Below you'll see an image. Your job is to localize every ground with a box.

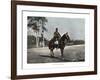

[27,44,85,63]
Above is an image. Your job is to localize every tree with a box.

[27,16,48,47]
[36,17,48,47]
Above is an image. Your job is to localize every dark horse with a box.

[48,32,70,58]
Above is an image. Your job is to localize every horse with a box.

[48,32,70,59]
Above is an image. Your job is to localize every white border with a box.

[17,5,94,75]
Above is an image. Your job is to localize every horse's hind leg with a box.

[50,49,54,57]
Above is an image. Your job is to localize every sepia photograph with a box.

[27,16,85,63]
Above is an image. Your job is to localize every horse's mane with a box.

[60,33,70,42]
[60,34,66,40]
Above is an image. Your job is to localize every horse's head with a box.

[64,32,70,41]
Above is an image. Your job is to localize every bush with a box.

[66,40,85,46]
[72,40,85,45]
[27,35,36,48]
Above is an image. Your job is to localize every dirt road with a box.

[27,45,85,63]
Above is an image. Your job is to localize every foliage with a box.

[66,40,85,46]
[27,16,48,32]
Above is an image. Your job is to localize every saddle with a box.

[50,37,60,48]
[54,40,59,48]
[54,40,59,45]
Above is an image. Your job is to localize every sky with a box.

[44,17,85,40]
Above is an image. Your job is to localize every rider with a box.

[53,28,61,47]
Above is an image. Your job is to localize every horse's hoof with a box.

[50,55,54,58]
[61,57,65,60]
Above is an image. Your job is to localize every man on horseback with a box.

[53,28,61,48]
[48,30,70,58]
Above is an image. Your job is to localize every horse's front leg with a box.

[60,48,65,60]
[60,48,64,57]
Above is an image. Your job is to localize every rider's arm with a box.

[58,32,61,37]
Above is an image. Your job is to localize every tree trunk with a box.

[36,32,39,47]
[42,21,45,47]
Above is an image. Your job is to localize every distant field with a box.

[27,44,85,63]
